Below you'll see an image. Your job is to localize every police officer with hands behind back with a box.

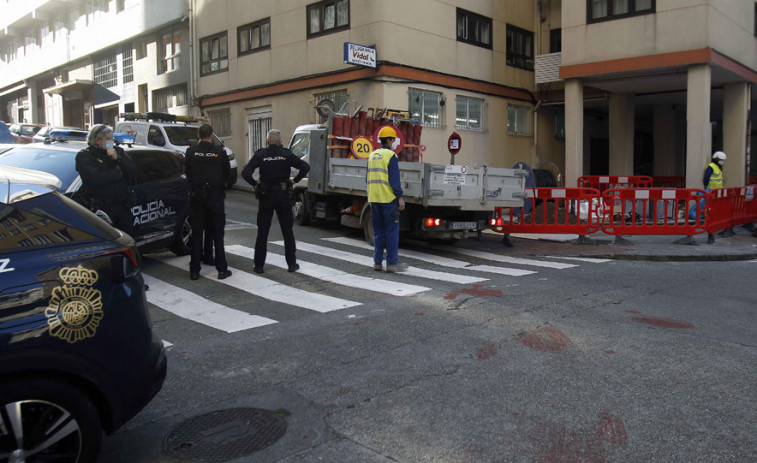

[76,124,137,236]
[185,123,232,281]
[242,129,310,274]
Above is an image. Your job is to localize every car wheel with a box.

[293,191,310,226]
[169,210,192,256]
[362,205,374,246]
[0,377,102,463]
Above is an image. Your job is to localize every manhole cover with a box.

[163,408,287,461]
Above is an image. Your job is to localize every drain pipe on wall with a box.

[188,0,198,116]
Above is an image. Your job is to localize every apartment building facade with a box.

[552,0,757,187]
[0,0,192,129]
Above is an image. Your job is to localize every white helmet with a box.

[712,151,727,162]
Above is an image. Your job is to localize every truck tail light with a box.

[489,218,503,226]
[424,218,442,227]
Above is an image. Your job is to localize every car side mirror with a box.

[152,135,166,147]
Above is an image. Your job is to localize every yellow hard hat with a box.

[378,126,397,139]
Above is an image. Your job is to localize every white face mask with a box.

[391,138,400,151]
[104,141,115,149]
[717,160,724,166]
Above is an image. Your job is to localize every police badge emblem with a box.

[46,265,103,343]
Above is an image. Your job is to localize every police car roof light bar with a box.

[119,112,208,124]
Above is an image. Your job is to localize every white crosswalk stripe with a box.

[544,256,612,263]
[143,274,277,332]
[274,240,489,284]
[322,237,536,276]
[432,245,578,269]
[225,244,430,296]
[156,255,361,312]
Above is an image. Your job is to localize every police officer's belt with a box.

[262,181,291,190]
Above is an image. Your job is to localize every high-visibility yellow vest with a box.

[367,148,397,203]
[706,162,723,189]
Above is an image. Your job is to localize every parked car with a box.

[115,112,238,188]
[33,126,89,143]
[0,140,193,255]
[0,164,167,462]
[8,122,45,143]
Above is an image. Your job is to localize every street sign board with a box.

[448,132,461,155]
[344,43,376,69]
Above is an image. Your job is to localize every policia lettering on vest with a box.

[242,129,310,274]
[185,124,232,281]
[367,126,407,273]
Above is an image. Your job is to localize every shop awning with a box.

[43,79,93,95]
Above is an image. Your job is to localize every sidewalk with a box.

[494,227,757,262]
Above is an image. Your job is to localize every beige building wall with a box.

[195,0,539,170]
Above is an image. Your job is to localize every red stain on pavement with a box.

[625,310,642,314]
[605,350,616,355]
[445,284,503,300]
[517,327,571,351]
[632,316,695,329]
[476,341,499,360]
[415,312,424,316]
[531,413,627,463]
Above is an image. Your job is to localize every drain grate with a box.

[163,408,288,461]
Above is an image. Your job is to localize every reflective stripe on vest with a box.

[707,162,723,189]
[367,148,397,203]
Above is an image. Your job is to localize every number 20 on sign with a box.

[351,137,374,159]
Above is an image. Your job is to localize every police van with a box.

[115,112,238,188]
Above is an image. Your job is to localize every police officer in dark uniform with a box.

[242,129,310,273]
[76,124,137,236]
[185,123,232,281]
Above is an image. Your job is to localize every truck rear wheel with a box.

[293,191,310,226]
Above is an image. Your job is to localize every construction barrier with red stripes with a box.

[577,175,653,194]
[492,185,756,245]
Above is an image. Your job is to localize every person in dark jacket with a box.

[76,124,137,235]
[242,129,310,273]
[185,124,232,280]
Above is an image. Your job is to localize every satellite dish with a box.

[513,161,535,215]
[315,98,335,118]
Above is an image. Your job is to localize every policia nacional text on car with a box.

[242,129,310,273]
[185,123,232,281]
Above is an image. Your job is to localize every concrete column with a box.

[685,64,712,188]
[27,80,40,123]
[722,82,749,186]
[653,105,677,176]
[609,93,634,175]
[564,78,584,187]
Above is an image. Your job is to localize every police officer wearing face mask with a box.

[242,129,310,273]
[185,123,232,281]
[76,124,137,236]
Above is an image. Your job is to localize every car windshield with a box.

[0,147,78,192]
[163,126,199,146]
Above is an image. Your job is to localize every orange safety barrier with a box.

[493,188,602,244]
[601,188,708,244]
[652,176,685,188]
[577,175,653,194]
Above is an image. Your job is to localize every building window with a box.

[135,40,147,60]
[117,0,125,12]
[200,32,228,76]
[86,0,108,24]
[159,30,181,74]
[307,0,349,38]
[122,48,133,83]
[550,28,561,53]
[152,84,188,112]
[208,109,231,137]
[314,89,348,122]
[554,110,565,139]
[40,23,53,48]
[94,54,118,88]
[506,25,534,71]
[409,88,443,128]
[455,96,484,131]
[588,0,655,23]
[507,103,532,136]
[456,8,492,49]
[239,18,270,55]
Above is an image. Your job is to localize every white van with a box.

[115,113,238,187]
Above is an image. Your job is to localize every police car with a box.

[0,165,166,462]
[0,137,193,255]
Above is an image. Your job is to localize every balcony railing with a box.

[535,52,562,84]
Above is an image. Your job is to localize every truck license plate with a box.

[451,221,477,230]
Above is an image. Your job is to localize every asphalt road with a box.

[99,189,757,463]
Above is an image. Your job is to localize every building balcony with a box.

[535,52,562,84]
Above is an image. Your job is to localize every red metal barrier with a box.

[577,175,653,194]
[708,186,757,233]
[494,188,602,241]
[750,176,756,185]
[652,176,685,188]
[601,188,708,243]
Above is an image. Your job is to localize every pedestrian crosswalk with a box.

[144,237,610,338]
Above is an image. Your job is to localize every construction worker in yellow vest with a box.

[703,151,726,190]
[367,126,407,273]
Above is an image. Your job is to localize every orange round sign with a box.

[351,136,374,159]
